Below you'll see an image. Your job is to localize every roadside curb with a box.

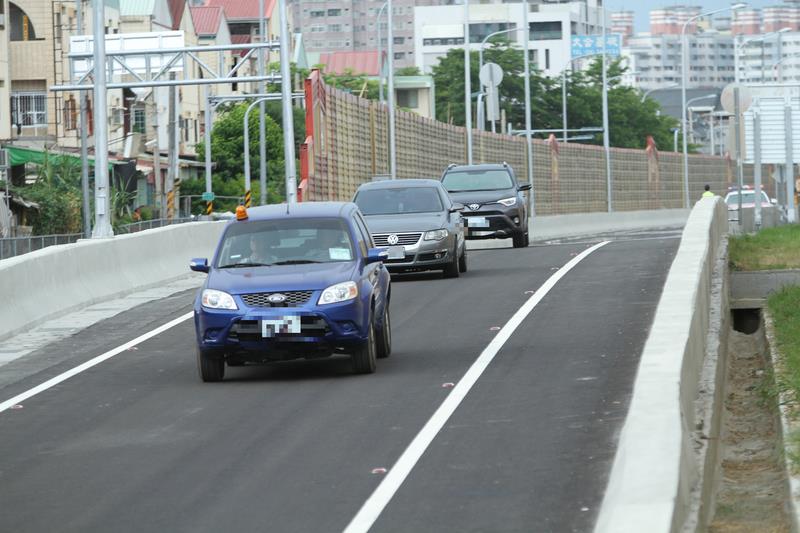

[763,311,800,533]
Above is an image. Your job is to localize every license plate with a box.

[467,217,489,228]
[386,246,406,260]
[261,316,301,337]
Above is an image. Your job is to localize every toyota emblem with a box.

[468,203,480,211]
[387,234,399,245]
[267,293,287,304]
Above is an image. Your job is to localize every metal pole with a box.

[778,32,784,83]
[91,0,112,237]
[258,0,267,205]
[76,0,90,238]
[562,70,567,142]
[278,0,297,203]
[710,112,716,156]
[477,92,485,132]
[243,99,267,207]
[674,129,679,152]
[601,5,612,212]
[152,92,162,218]
[754,109,762,228]
[681,26,690,209]
[522,0,534,220]
[761,42,766,82]
[377,1,387,105]
[387,0,397,179]
[167,74,178,219]
[734,87,743,225]
[785,101,795,222]
[464,0,473,164]
[734,36,741,84]
[204,85,213,215]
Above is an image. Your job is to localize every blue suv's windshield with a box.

[216,218,355,268]
[354,187,443,215]
[442,169,514,192]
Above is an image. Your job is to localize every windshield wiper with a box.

[272,259,322,265]
[219,262,272,269]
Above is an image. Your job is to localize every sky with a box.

[604,0,778,32]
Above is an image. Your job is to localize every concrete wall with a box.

[594,197,729,532]
[0,221,225,341]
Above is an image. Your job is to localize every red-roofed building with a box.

[190,5,232,41]
[317,51,381,76]
[205,0,280,41]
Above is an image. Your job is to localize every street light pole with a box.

[76,0,90,238]
[601,4,612,213]
[387,0,397,179]
[464,0,473,164]
[681,4,746,209]
[522,0,534,219]
[278,0,297,203]
[377,1,388,104]
[258,0,267,205]
[91,0,112,237]
[640,83,679,103]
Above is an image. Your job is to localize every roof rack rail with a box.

[447,163,457,169]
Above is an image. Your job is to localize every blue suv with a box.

[190,202,392,382]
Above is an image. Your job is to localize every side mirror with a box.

[518,183,532,191]
[190,257,210,273]
[366,248,389,264]
[771,198,778,205]
[449,203,465,213]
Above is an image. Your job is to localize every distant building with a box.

[649,5,701,35]
[610,10,634,44]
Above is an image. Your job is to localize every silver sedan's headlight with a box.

[497,197,517,207]
[424,229,448,241]
[201,289,238,310]
[319,281,359,305]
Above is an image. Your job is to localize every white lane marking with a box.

[0,311,193,414]
[343,241,609,533]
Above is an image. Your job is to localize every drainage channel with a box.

[708,309,791,532]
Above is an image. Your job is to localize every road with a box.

[0,236,679,533]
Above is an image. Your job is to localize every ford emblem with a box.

[387,234,399,245]
[468,203,480,211]
[267,293,287,304]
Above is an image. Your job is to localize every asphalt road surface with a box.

[0,236,679,533]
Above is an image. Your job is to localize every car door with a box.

[353,212,388,314]
[441,186,465,254]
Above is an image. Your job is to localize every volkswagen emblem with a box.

[387,234,399,245]
[468,203,481,211]
[267,293,287,304]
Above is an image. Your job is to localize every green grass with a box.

[768,287,800,469]
[729,224,800,271]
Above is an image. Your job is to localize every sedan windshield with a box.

[215,218,355,267]
[355,187,444,215]
[442,169,515,192]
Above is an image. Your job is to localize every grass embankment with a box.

[768,287,800,467]
[729,224,800,271]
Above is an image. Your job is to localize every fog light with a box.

[513,216,520,224]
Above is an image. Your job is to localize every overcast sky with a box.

[604,0,777,32]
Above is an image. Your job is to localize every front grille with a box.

[241,291,313,308]
[372,232,422,247]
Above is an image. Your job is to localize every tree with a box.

[430,43,680,150]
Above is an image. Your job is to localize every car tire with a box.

[443,247,460,278]
[458,246,468,273]
[512,231,527,248]
[197,348,225,382]
[524,232,530,247]
[352,319,377,374]
[376,305,391,359]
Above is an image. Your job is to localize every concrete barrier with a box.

[0,221,226,341]
[594,197,728,533]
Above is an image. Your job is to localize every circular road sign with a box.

[479,62,504,88]
[720,83,752,115]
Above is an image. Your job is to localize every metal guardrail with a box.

[115,217,194,234]
[0,233,83,261]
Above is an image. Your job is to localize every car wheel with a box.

[524,232,530,247]
[352,319,377,374]
[512,232,527,248]
[443,246,460,278]
[458,246,468,273]
[376,305,391,359]
[197,348,225,382]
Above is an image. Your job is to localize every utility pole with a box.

[76,0,90,238]
[91,0,112,237]
[278,0,297,203]
[167,74,177,219]
[463,0,472,164]
[152,92,162,218]
[203,85,213,216]
[258,0,267,205]
[387,0,397,179]
[522,0,534,219]
[601,4,612,213]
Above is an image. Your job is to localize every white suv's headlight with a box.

[424,229,448,241]
[319,281,358,305]
[201,289,238,310]
[497,197,517,207]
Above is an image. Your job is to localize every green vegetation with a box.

[768,287,800,469]
[729,225,800,271]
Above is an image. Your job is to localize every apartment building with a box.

[738,31,800,83]
[414,0,605,78]
[0,0,10,141]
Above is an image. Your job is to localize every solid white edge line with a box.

[342,240,610,533]
[0,311,194,414]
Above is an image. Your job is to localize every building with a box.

[624,31,735,90]
[290,0,448,69]
[649,5,701,35]
[0,0,10,141]
[738,30,800,83]
[610,10,634,44]
[414,0,606,78]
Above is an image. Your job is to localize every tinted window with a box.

[354,187,444,215]
[216,218,355,267]
[442,170,515,192]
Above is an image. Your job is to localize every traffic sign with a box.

[720,83,752,115]
[201,191,215,202]
[479,62,504,88]
[571,35,621,58]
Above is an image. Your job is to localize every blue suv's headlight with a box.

[319,281,358,305]
[202,289,238,310]
[424,229,448,241]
